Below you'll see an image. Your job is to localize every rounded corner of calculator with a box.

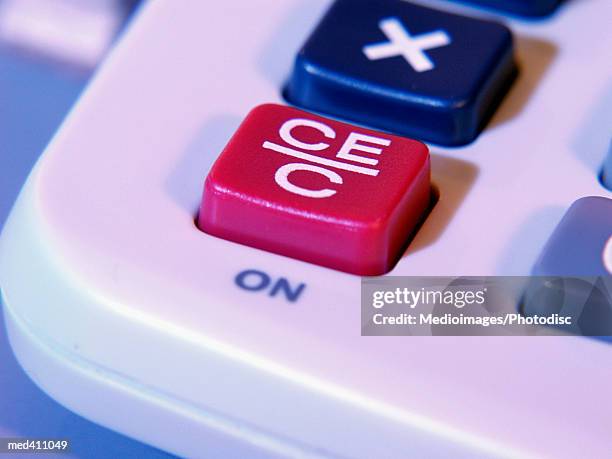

[1,288,199,458]
[2,290,86,422]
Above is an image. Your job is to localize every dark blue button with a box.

[448,0,562,18]
[284,0,517,146]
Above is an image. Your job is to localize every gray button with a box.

[523,197,612,338]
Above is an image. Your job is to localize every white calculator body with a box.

[1,0,612,457]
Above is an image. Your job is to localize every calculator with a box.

[1,0,611,457]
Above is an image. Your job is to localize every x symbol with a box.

[363,18,451,73]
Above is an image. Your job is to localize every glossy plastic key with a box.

[285,0,517,146]
[198,104,430,275]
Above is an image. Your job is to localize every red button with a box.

[198,104,430,275]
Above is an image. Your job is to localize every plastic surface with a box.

[285,0,517,145]
[199,104,430,275]
[1,0,612,457]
